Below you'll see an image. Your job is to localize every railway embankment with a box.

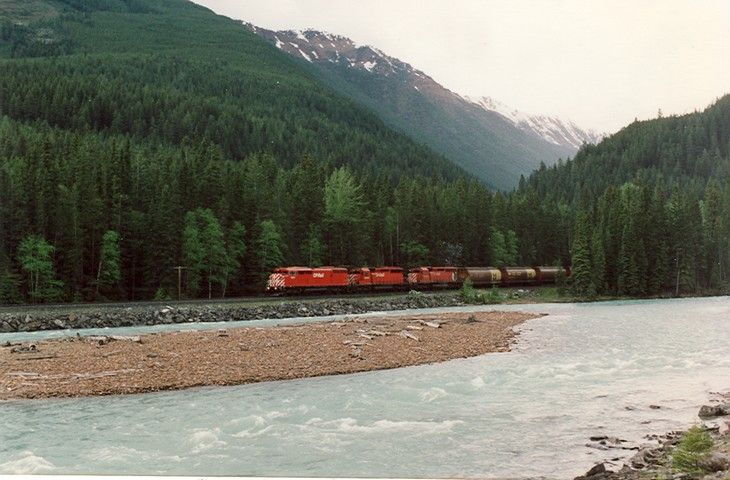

[0,292,470,333]
[0,310,540,400]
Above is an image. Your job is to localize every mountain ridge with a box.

[248,24,603,189]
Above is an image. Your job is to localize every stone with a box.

[584,463,606,477]
[699,404,730,418]
[697,452,730,472]
[398,330,419,341]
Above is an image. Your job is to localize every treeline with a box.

[2,96,728,303]
[0,118,516,303]
[511,96,730,297]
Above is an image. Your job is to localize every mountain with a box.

[0,0,501,303]
[248,25,601,189]
[467,96,605,150]
[0,0,459,180]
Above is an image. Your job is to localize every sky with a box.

[194,0,730,133]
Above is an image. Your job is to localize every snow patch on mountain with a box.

[246,22,605,153]
[467,96,605,149]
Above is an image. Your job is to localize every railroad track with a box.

[0,290,442,314]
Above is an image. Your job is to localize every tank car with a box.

[534,266,570,284]
[499,267,538,285]
[462,267,502,287]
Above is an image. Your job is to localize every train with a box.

[266,265,570,293]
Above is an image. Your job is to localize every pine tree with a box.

[570,210,595,297]
[221,221,246,298]
[256,220,284,284]
[96,230,121,298]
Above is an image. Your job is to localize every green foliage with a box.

[323,167,366,264]
[183,208,227,299]
[17,235,63,302]
[460,278,503,305]
[96,230,121,297]
[0,268,22,304]
[570,210,595,298]
[304,225,324,267]
[491,228,518,267]
[153,286,171,301]
[256,220,284,284]
[221,221,246,298]
[400,241,429,270]
[672,426,714,473]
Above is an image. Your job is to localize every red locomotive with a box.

[267,266,349,292]
[267,264,570,293]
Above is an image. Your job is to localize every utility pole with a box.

[173,266,186,301]
[675,256,680,297]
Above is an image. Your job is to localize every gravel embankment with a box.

[0,293,467,333]
[0,310,539,400]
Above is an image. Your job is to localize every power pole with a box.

[173,266,186,301]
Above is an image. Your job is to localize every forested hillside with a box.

[0,0,501,302]
[506,96,730,296]
[0,0,727,303]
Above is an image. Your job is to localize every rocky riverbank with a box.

[0,310,540,400]
[0,292,466,333]
[575,393,730,480]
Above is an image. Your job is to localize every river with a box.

[1,296,729,478]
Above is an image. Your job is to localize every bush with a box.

[460,279,502,305]
[153,287,171,301]
[672,426,714,473]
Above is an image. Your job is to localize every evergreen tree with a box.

[17,235,63,303]
[221,221,246,298]
[570,210,595,297]
[323,167,366,265]
[256,220,284,284]
[304,225,324,267]
[96,230,121,298]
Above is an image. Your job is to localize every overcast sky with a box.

[195,0,730,133]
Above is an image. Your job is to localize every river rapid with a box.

[1,296,729,478]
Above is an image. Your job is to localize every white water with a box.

[1,296,729,478]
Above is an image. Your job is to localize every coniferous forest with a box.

[0,0,729,303]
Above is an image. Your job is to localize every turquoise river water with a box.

[1,296,729,478]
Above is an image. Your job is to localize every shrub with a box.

[672,426,714,473]
[460,279,502,305]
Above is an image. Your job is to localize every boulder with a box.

[698,403,730,419]
[697,452,730,472]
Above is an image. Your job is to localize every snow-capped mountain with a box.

[247,24,602,189]
[249,25,443,91]
[467,96,605,150]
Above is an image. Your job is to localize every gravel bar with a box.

[0,310,541,400]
